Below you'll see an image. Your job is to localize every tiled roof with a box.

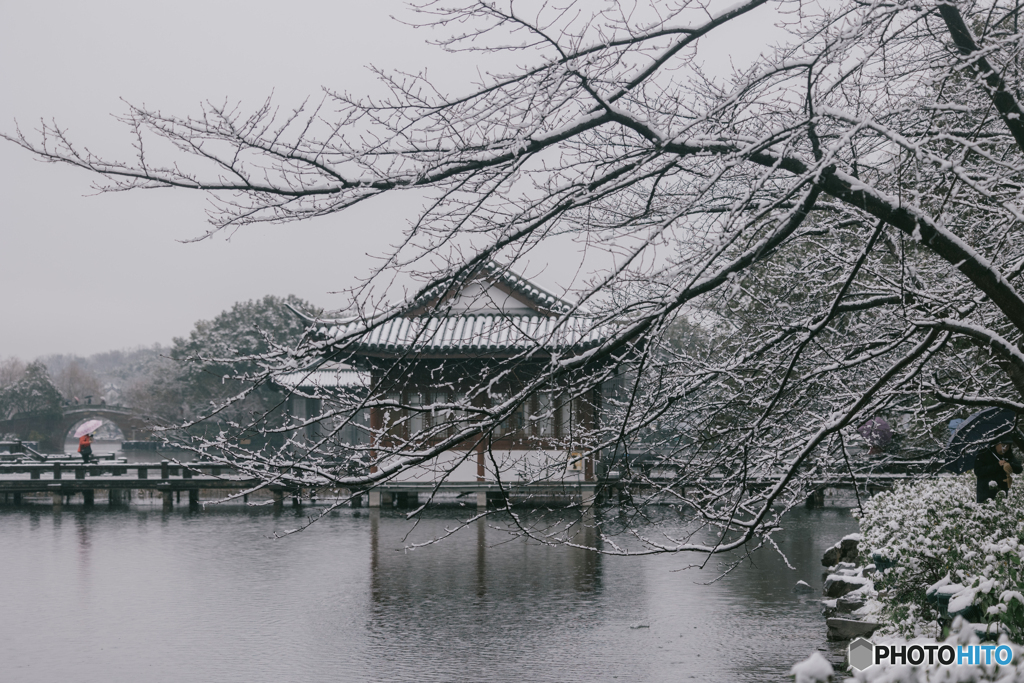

[481,262,575,314]
[407,261,577,316]
[274,366,369,390]
[318,314,610,354]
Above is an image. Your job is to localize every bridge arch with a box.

[64,416,126,443]
[58,407,153,452]
[0,406,155,453]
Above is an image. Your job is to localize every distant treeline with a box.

[0,294,315,426]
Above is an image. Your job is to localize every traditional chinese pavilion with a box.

[303,262,618,506]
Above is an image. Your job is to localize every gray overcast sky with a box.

[0,0,779,360]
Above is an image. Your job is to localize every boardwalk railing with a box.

[0,455,944,512]
[0,460,264,511]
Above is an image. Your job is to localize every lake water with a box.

[0,503,856,682]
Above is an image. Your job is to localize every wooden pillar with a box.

[109,489,123,506]
[52,492,62,510]
[805,489,825,509]
[476,491,487,509]
[368,490,381,508]
[30,469,40,480]
[160,460,169,480]
[83,490,95,507]
[272,489,284,512]
[162,490,173,511]
[381,491,393,507]
[352,493,363,508]
[581,486,596,509]
[13,492,21,505]
[53,462,62,480]
[188,489,199,511]
[138,466,148,479]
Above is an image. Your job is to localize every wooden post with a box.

[109,489,123,506]
[138,466,148,479]
[189,489,199,511]
[83,490,94,507]
[160,460,169,480]
[368,490,380,508]
[352,493,363,508]
[476,491,487,509]
[30,469,40,480]
[381,491,393,507]
[52,492,62,510]
[13,492,21,505]
[53,462,62,480]
[183,467,193,479]
[162,490,173,511]
[581,486,596,509]
[272,489,284,512]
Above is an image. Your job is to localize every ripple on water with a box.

[0,505,856,683]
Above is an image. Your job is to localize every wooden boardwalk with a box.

[0,454,937,511]
[0,460,263,510]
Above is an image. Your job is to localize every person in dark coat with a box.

[975,440,1023,503]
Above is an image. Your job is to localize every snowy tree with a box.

[43,357,103,404]
[9,0,1024,554]
[127,295,315,427]
[0,362,63,420]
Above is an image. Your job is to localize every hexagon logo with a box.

[848,638,874,671]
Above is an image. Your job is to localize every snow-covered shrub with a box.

[844,620,1022,682]
[857,476,1024,639]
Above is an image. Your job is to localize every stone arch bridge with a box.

[0,405,154,453]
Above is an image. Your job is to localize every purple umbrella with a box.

[857,416,893,447]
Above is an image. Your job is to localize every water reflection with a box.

[364,510,617,681]
[0,504,856,683]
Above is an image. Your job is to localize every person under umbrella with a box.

[78,432,93,463]
[74,419,103,464]
[947,407,1024,502]
[974,438,1022,503]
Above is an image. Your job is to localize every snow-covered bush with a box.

[843,621,1022,682]
[858,476,1024,639]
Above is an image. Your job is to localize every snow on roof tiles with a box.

[274,367,369,390]
[406,260,578,316]
[319,314,609,354]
